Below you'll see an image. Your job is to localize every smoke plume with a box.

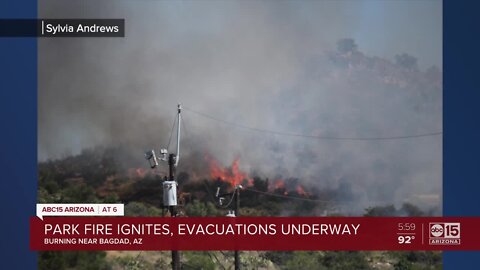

[39,0,442,213]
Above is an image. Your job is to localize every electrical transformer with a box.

[163,180,177,206]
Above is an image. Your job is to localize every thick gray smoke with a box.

[39,1,442,213]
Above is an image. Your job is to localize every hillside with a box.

[38,147,441,270]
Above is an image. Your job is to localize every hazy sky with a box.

[40,0,442,69]
[346,0,441,69]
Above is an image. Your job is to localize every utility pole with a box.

[145,104,182,270]
[217,185,242,270]
[168,153,180,270]
[234,186,240,270]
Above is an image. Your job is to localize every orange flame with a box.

[127,168,149,179]
[296,185,310,197]
[273,179,285,190]
[206,155,252,187]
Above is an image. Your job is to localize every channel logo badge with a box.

[429,222,461,245]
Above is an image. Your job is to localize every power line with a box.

[219,192,236,208]
[244,187,337,203]
[244,187,391,206]
[183,106,442,141]
[203,181,236,209]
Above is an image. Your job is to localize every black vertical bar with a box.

[168,154,175,180]
[168,153,180,270]
[234,187,240,270]
[170,203,180,270]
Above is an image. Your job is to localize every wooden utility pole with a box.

[168,153,180,270]
[234,186,240,270]
[145,104,182,270]
[217,185,242,270]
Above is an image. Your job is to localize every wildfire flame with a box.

[194,155,312,198]
[296,185,310,197]
[269,179,310,198]
[127,168,150,179]
[267,179,287,195]
[206,155,253,187]
[273,179,285,190]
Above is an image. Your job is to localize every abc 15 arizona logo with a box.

[429,223,461,245]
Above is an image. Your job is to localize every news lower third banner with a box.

[30,216,480,251]
[0,19,124,37]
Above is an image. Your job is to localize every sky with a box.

[40,0,442,68]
